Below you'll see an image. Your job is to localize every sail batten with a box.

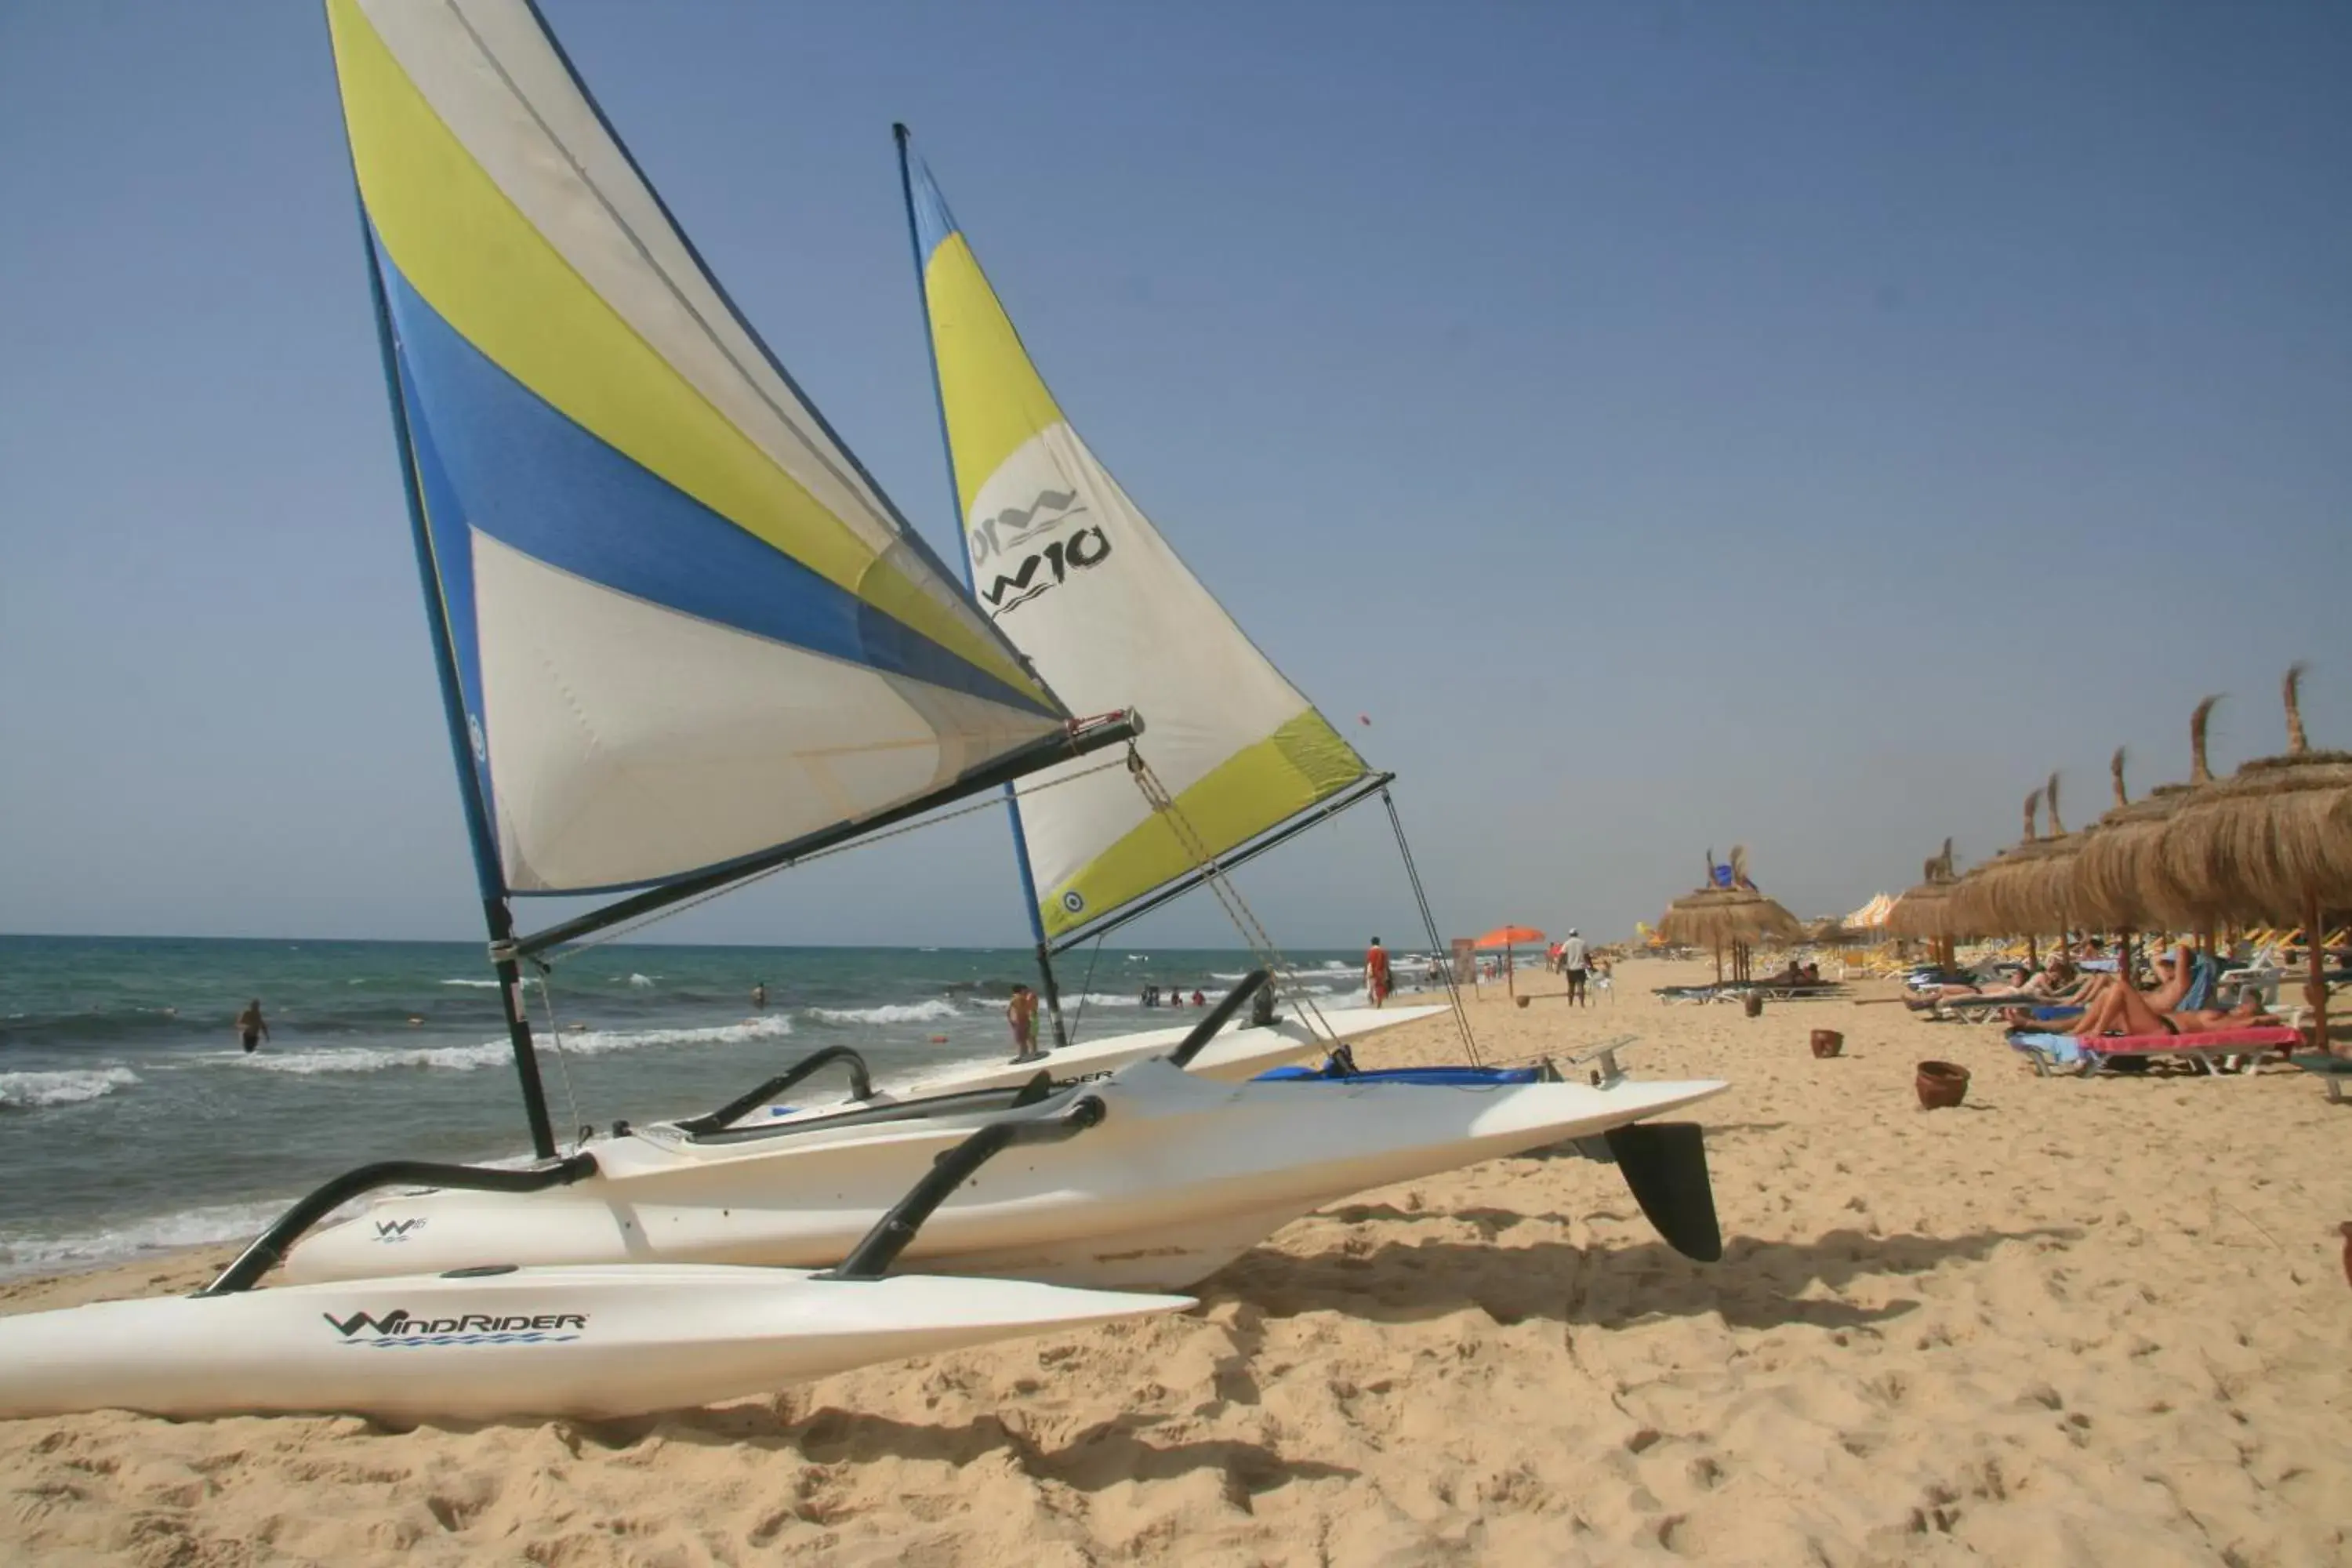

[328,0,1071,897]
[901,135,1373,938]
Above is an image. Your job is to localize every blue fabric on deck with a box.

[2010,1031,2086,1066]
[1254,1065,1542,1086]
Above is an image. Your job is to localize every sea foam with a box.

[807,1000,960,1025]
[0,1196,297,1280]
[0,1067,140,1110]
[235,1014,797,1076]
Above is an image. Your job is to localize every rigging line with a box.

[1066,934,1107,1043]
[1381,786,1480,1065]
[528,958,588,1152]
[539,752,1132,964]
[1123,750,1338,1046]
[1385,787,1477,1065]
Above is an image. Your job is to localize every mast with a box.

[894,122,1071,1044]
[328,3,1135,1155]
[351,202,560,1160]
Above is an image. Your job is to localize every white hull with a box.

[0,1264,1189,1423]
[813,1004,1446,1110]
[286,1060,1726,1291]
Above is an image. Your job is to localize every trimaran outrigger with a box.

[0,0,1729,1423]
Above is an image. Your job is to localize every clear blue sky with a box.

[3,1,2347,949]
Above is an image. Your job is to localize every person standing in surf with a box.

[1007,983,1042,1062]
[751,982,768,1011]
[1365,938,1392,1008]
[234,999,270,1054]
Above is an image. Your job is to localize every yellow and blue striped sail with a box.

[325,1,1066,895]
[902,135,1370,941]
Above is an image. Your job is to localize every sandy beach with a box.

[4,955,2346,1566]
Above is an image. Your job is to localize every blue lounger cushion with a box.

[1255,1065,1542,1086]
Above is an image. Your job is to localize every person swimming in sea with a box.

[235,998,270,1054]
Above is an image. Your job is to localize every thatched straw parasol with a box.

[2155,665,2351,1047]
[1955,775,2092,938]
[1800,916,1864,948]
[2072,698,2219,931]
[1883,841,1960,944]
[1659,846,1802,982]
[2005,753,2130,938]
[1947,786,2049,942]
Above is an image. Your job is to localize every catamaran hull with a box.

[844,1004,1446,1106]
[285,1062,1726,1291]
[0,1265,1191,1423]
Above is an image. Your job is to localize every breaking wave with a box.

[0,1197,299,1280]
[236,1014,797,1076]
[806,1000,960,1025]
[0,1067,140,1110]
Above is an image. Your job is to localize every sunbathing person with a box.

[1910,957,2084,1008]
[2049,945,2198,1008]
[2030,965,2278,1037]
[1990,945,2195,1022]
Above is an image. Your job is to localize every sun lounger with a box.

[2287,1054,2352,1103]
[1750,982,1846,1001]
[1918,993,2052,1022]
[2008,1025,2302,1079]
[1906,965,2009,993]
[1657,980,1844,1005]
[1911,990,2085,1022]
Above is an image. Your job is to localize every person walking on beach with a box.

[1365,938,1392,1008]
[234,998,270,1054]
[1007,983,1042,1062]
[1559,929,1588,1007]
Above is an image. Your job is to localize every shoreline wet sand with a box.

[4,956,2346,1565]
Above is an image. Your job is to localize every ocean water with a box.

[0,935,1374,1279]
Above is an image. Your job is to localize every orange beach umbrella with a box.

[1472,926,1548,996]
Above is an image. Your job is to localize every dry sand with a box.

[4,956,2347,1566]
